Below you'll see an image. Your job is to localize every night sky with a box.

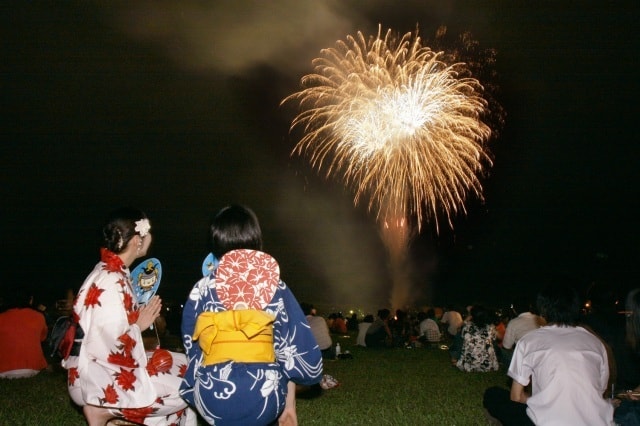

[2,1,639,314]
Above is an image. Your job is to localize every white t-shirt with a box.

[508,325,613,426]
[356,322,372,346]
[502,312,542,350]
[441,310,463,336]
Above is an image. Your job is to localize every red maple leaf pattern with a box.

[127,309,140,325]
[101,384,119,405]
[122,406,156,424]
[123,292,134,311]
[215,250,279,310]
[84,283,105,308]
[116,277,128,288]
[117,333,137,355]
[108,350,138,368]
[68,367,79,386]
[178,363,187,378]
[114,368,137,391]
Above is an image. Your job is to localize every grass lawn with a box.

[0,333,508,425]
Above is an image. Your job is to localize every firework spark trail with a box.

[283,26,493,232]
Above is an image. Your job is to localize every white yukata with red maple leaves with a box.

[63,248,196,426]
[180,249,323,426]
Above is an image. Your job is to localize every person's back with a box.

[300,303,333,356]
[307,315,332,349]
[332,315,347,334]
[419,309,441,343]
[502,311,543,350]
[457,305,499,372]
[441,308,463,336]
[511,325,612,425]
[357,315,373,346]
[0,299,48,378]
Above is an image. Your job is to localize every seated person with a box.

[418,309,442,344]
[456,305,499,372]
[0,289,48,379]
[301,302,334,359]
[181,205,322,425]
[501,298,545,366]
[330,313,348,334]
[365,309,392,348]
[484,281,613,425]
[357,315,374,347]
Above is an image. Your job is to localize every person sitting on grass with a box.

[418,309,442,345]
[180,204,323,425]
[356,314,374,347]
[301,302,334,359]
[456,305,499,372]
[0,289,49,379]
[483,281,613,425]
[365,309,393,348]
[63,207,195,426]
[500,297,545,366]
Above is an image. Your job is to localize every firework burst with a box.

[283,26,493,232]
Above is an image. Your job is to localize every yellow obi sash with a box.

[193,310,276,365]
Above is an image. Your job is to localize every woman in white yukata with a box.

[63,207,196,426]
[180,205,323,426]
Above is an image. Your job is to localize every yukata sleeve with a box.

[273,285,323,386]
[179,281,205,404]
[80,276,147,367]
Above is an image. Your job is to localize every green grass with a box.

[0,334,508,425]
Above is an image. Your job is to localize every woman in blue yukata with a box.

[180,205,323,425]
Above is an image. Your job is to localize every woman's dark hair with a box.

[470,305,492,328]
[102,207,148,254]
[210,205,263,259]
[536,283,580,326]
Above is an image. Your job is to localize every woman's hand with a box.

[136,296,162,331]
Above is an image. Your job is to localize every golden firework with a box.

[283,26,493,231]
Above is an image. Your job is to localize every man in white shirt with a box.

[483,283,614,425]
[501,301,545,365]
[440,306,463,336]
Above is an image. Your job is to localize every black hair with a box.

[102,207,148,254]
[300,302,313,316]
[470,305,492,328]
[210,205,263,259]
[536,283,580,326]
[377,308,391,320]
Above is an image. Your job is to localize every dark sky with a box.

[2,1,639,314]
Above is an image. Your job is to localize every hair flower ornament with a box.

[135,218,151,237]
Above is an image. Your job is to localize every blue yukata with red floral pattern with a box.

[180,249,323,425]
